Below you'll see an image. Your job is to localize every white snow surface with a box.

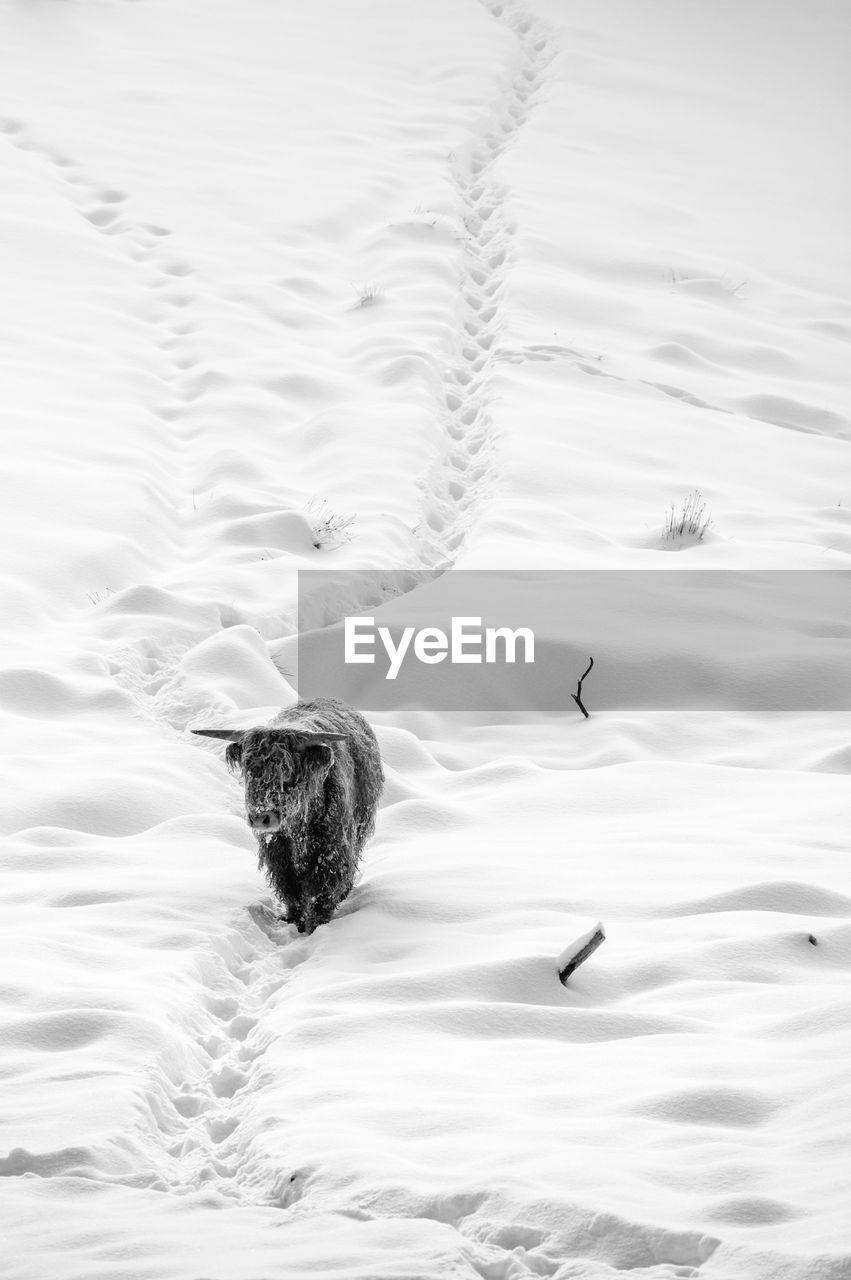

[1,0,849,1277]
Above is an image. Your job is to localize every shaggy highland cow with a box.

[193,698,383,934]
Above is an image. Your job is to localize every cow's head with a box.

[192,725,346,835]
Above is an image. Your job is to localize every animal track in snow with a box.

[0,113,214,539]
[150,901,314,1205]
[416,1,556,567]
[0,121,325,733]
[0,106,350,1220]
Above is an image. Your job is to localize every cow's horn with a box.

[191,728,247,741]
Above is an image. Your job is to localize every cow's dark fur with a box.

[224,698,383,934]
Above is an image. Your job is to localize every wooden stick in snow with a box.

[557,921,606,985]
[572,656,594,719]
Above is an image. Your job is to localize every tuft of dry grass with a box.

[307,497,356,550]
[663,491,712,543]
[353,281,383,308]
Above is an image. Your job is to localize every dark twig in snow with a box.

[572,656,594,719]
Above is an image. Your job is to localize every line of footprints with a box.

[0,113,210,480]
[158,902,313,1205]
[418,1,555,567]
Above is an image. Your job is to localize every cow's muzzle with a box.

[247,810,281,834]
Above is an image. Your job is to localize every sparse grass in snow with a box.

[663,490,712,543]
[353,281,383,308]
[86,588,113,606]
[307,497,356,549]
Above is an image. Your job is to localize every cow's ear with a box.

[225,740,244,773]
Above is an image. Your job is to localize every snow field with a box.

[1,0,849,1277]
